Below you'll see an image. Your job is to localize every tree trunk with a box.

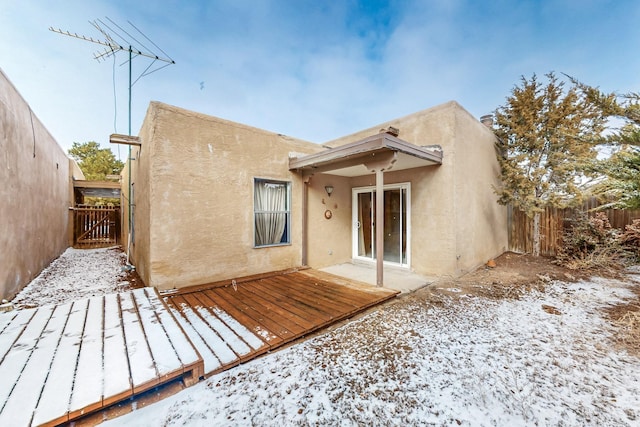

[532,211,541,257]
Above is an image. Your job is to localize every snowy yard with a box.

[11,247,132,308]
[11,248,640,426]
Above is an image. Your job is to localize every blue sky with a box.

[1,0,639,159]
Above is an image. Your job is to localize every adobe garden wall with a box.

[0,68,71,300]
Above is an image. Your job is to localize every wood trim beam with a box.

[73,180,121,189]
[109,133,141,146]
[297,149,389,176]
[289,133,442,174]
[364,151,397,173]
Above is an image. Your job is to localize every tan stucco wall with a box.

[306,174,353,267]
[451,105,508,275]
[119,142,147,282]
[133,102,320,290]
[131,100,506,289]
[0,68,71,300]
[313,101,508,277]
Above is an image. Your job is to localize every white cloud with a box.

[2,0,640,157]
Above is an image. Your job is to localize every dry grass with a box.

[560,246,630,275]
[611,307,640,356]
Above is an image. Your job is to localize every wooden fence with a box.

[508,200,640,256]
[73,205,120,248]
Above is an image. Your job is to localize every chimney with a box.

[480,114,493,128]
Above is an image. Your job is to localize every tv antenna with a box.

[49,17,175,136]
[50,18,175,265]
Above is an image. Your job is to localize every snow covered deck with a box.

[0,288,204,426]
[0,267,397,425]
[164,268,399,376]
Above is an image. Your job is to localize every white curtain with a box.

[255,182,287,246]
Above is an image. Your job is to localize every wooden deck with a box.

[164,269,399,376]
[0,288,203,427]
[0,269,397,425]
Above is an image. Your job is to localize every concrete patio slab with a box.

[320,262,437,293]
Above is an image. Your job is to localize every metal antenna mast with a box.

[50,18,175,135]
[50,18,175,265]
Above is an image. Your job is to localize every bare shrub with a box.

[555,212,630,271]
[620,219,640,260]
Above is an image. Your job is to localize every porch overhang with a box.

[73,179,121,198]
[288,133,443,177]
[290,132,443,289]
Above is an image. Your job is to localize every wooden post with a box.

[364,150,398,288]
[301,175,311,266]
[375,168,384,287]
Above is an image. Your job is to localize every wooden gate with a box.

[74,205,120,248]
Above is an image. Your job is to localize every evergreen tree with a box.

[493,72,606,256]
[571,80,640,209]
[68,141,124,181]
[599,146,640,209]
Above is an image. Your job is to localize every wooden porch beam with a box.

[375,168,384,287]
[363,151,397,288]
[297,149,390,177]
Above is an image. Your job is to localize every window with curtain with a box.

[254,179,291,247]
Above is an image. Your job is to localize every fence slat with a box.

[508,199,640,256]
[73,206,120,248]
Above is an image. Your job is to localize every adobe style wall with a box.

[314,101,508,277]
[130,100,507,289]
[131,102,321,290]
[0,68,71,300]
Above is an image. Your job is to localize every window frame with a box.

[253,178,292,248]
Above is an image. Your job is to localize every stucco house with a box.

[121,100,507,291]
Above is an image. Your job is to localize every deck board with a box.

[258,277,354,317]
[133,290,182,380]
[169,297,223,374]
[273,273,367,306]
[0,288,203,427]
[229,285,311,333]
[1,268,395,424]
[241,282,324,329]
[142,288,203,385]
[120,291,160,394]
[101,294,133,408]
[200,289,280,345]
[178,295,239,366]
[192,292,267,352]
[31,300,88,426]
[69,296,105,417]
[1,304,69,427]
[252,278,337,317]
[0,305,55,422]
[208,287,294,341]
[0,309,35,365]
[166,269,398,377]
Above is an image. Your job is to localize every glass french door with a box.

[352,184,410,266]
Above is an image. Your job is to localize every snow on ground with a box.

[11,247,129,308]
[105,276,640,427]
[9,248,640,426]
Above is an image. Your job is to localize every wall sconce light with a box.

[324,185,334,197]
